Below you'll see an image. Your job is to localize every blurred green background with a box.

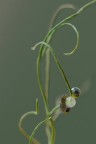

[0,0,96,144]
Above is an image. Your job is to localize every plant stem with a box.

[37,54,49,115]
[45,48,50,99]
[29,117,51,144]
[37,45,56,144]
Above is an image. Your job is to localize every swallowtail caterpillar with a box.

[60,87,81,113]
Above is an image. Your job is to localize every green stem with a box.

[29,117,51,144]
[50,47,72,94]
[37,54,49,114]
[36,44,56,144]
[45,48,50,99]
[50,118,56,144]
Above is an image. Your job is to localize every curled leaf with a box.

[63,23,79,55]
[18,99,40,144]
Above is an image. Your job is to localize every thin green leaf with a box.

[29,117,51,144]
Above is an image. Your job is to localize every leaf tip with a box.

[30,46,35,51]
